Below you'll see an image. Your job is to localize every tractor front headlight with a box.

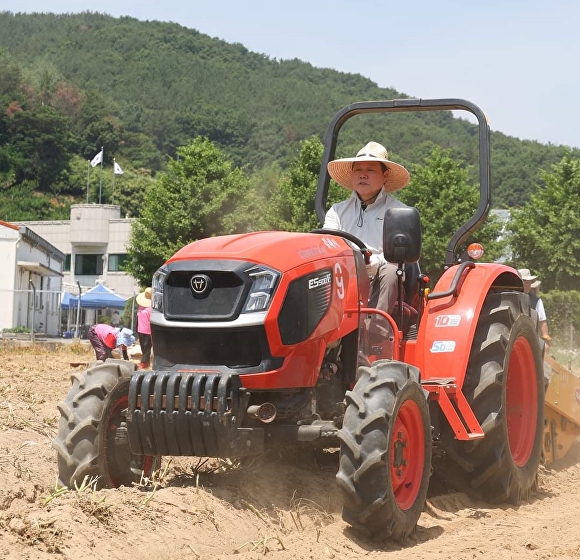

[152,265,168,312]
[242,265,280,313]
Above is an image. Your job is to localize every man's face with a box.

[522,279,532,293]
[351,161,386,199]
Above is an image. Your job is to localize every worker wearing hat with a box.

[518,269,551,349]
[324,141,410,319]
[88,324,135,362]
[136,287,152,370]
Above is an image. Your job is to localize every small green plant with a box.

[42,479,69,506]
[2,326,30,333]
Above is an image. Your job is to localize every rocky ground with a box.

[0,342,579,560]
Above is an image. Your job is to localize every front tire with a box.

[435,291,544,503]
[336,361,431,542]
[53,360,159,489]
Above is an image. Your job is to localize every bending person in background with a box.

[518,268,551,352]
[88,324,135,362]
[136,287,152,370]
[324,141,410,317]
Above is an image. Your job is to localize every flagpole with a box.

[86,160,90,203]
[112,159,116,204]
[99,146,104,204]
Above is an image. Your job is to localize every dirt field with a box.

[1,342,579,560]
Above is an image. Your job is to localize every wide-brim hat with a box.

[136,287,152,308]
[327,141,410,192]
[517,268,541,289]
[116,327,135,347]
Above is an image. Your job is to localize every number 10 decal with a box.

[434,314,461,327]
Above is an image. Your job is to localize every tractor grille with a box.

[278,268,332,345]
[164,270,246,321]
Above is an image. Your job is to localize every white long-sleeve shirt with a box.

[323,189,407,265]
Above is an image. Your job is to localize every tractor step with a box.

[422,382,484,440]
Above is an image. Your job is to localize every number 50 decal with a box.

[430,341,456,353]
[334,263,345,300]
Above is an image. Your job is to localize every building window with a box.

[75,254,103,275]
[108,253,128,272]
[63,254,71,272]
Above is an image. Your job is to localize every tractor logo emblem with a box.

[190,274,211,296]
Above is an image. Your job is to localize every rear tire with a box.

[336,360,431,542]
[53,360,159,489]
[435,291,544,503]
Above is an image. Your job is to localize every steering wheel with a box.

[310,228,372,264]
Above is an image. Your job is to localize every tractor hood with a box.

[167,231,351,272]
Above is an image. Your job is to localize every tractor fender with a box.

[413,262,522,388]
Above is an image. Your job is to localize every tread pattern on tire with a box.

[53,360,149,489]
[435,291,544,504]
[336,360,431,542]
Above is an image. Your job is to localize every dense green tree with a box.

[0,49,23,101]
[399,147,504,285]
[509,151,580,291]
[5,105,72,191]
[22,58,62,106]
[108,166,156,218]
[0,181,70,221]
[68,89,122,161]
[125,137,260,286]
[265,136,343,232]
[117,131,164,172]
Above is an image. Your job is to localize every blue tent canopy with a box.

[61,283,128,310]
[61,291,72,309]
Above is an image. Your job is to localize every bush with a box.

[2,326,30,333]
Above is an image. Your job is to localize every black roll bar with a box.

[314,98,491,267]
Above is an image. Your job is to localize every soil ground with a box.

[1,342,579,560]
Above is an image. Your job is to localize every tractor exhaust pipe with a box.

[247,403,277,423]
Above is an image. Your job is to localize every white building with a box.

[1,204,141,336]
[18,204,140,299]
[0,220,65,335]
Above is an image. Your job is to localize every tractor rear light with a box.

[242,266,280,313]
[152,265,168,312]
[467,243,484,260]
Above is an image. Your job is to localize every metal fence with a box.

[0,288,125,339]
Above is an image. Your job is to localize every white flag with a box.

[114,161,124,175]
[90,149,103,167]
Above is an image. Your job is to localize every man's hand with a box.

[366,254,380,277]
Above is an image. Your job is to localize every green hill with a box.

[0,10,576,219]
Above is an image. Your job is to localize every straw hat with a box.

[136,287,152,308]
[116,327,135,347]
[517,268,541,289]
[327,141,410,192]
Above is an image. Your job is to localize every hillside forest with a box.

[2,11,580,349]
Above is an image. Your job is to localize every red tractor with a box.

[54,99,545,542]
